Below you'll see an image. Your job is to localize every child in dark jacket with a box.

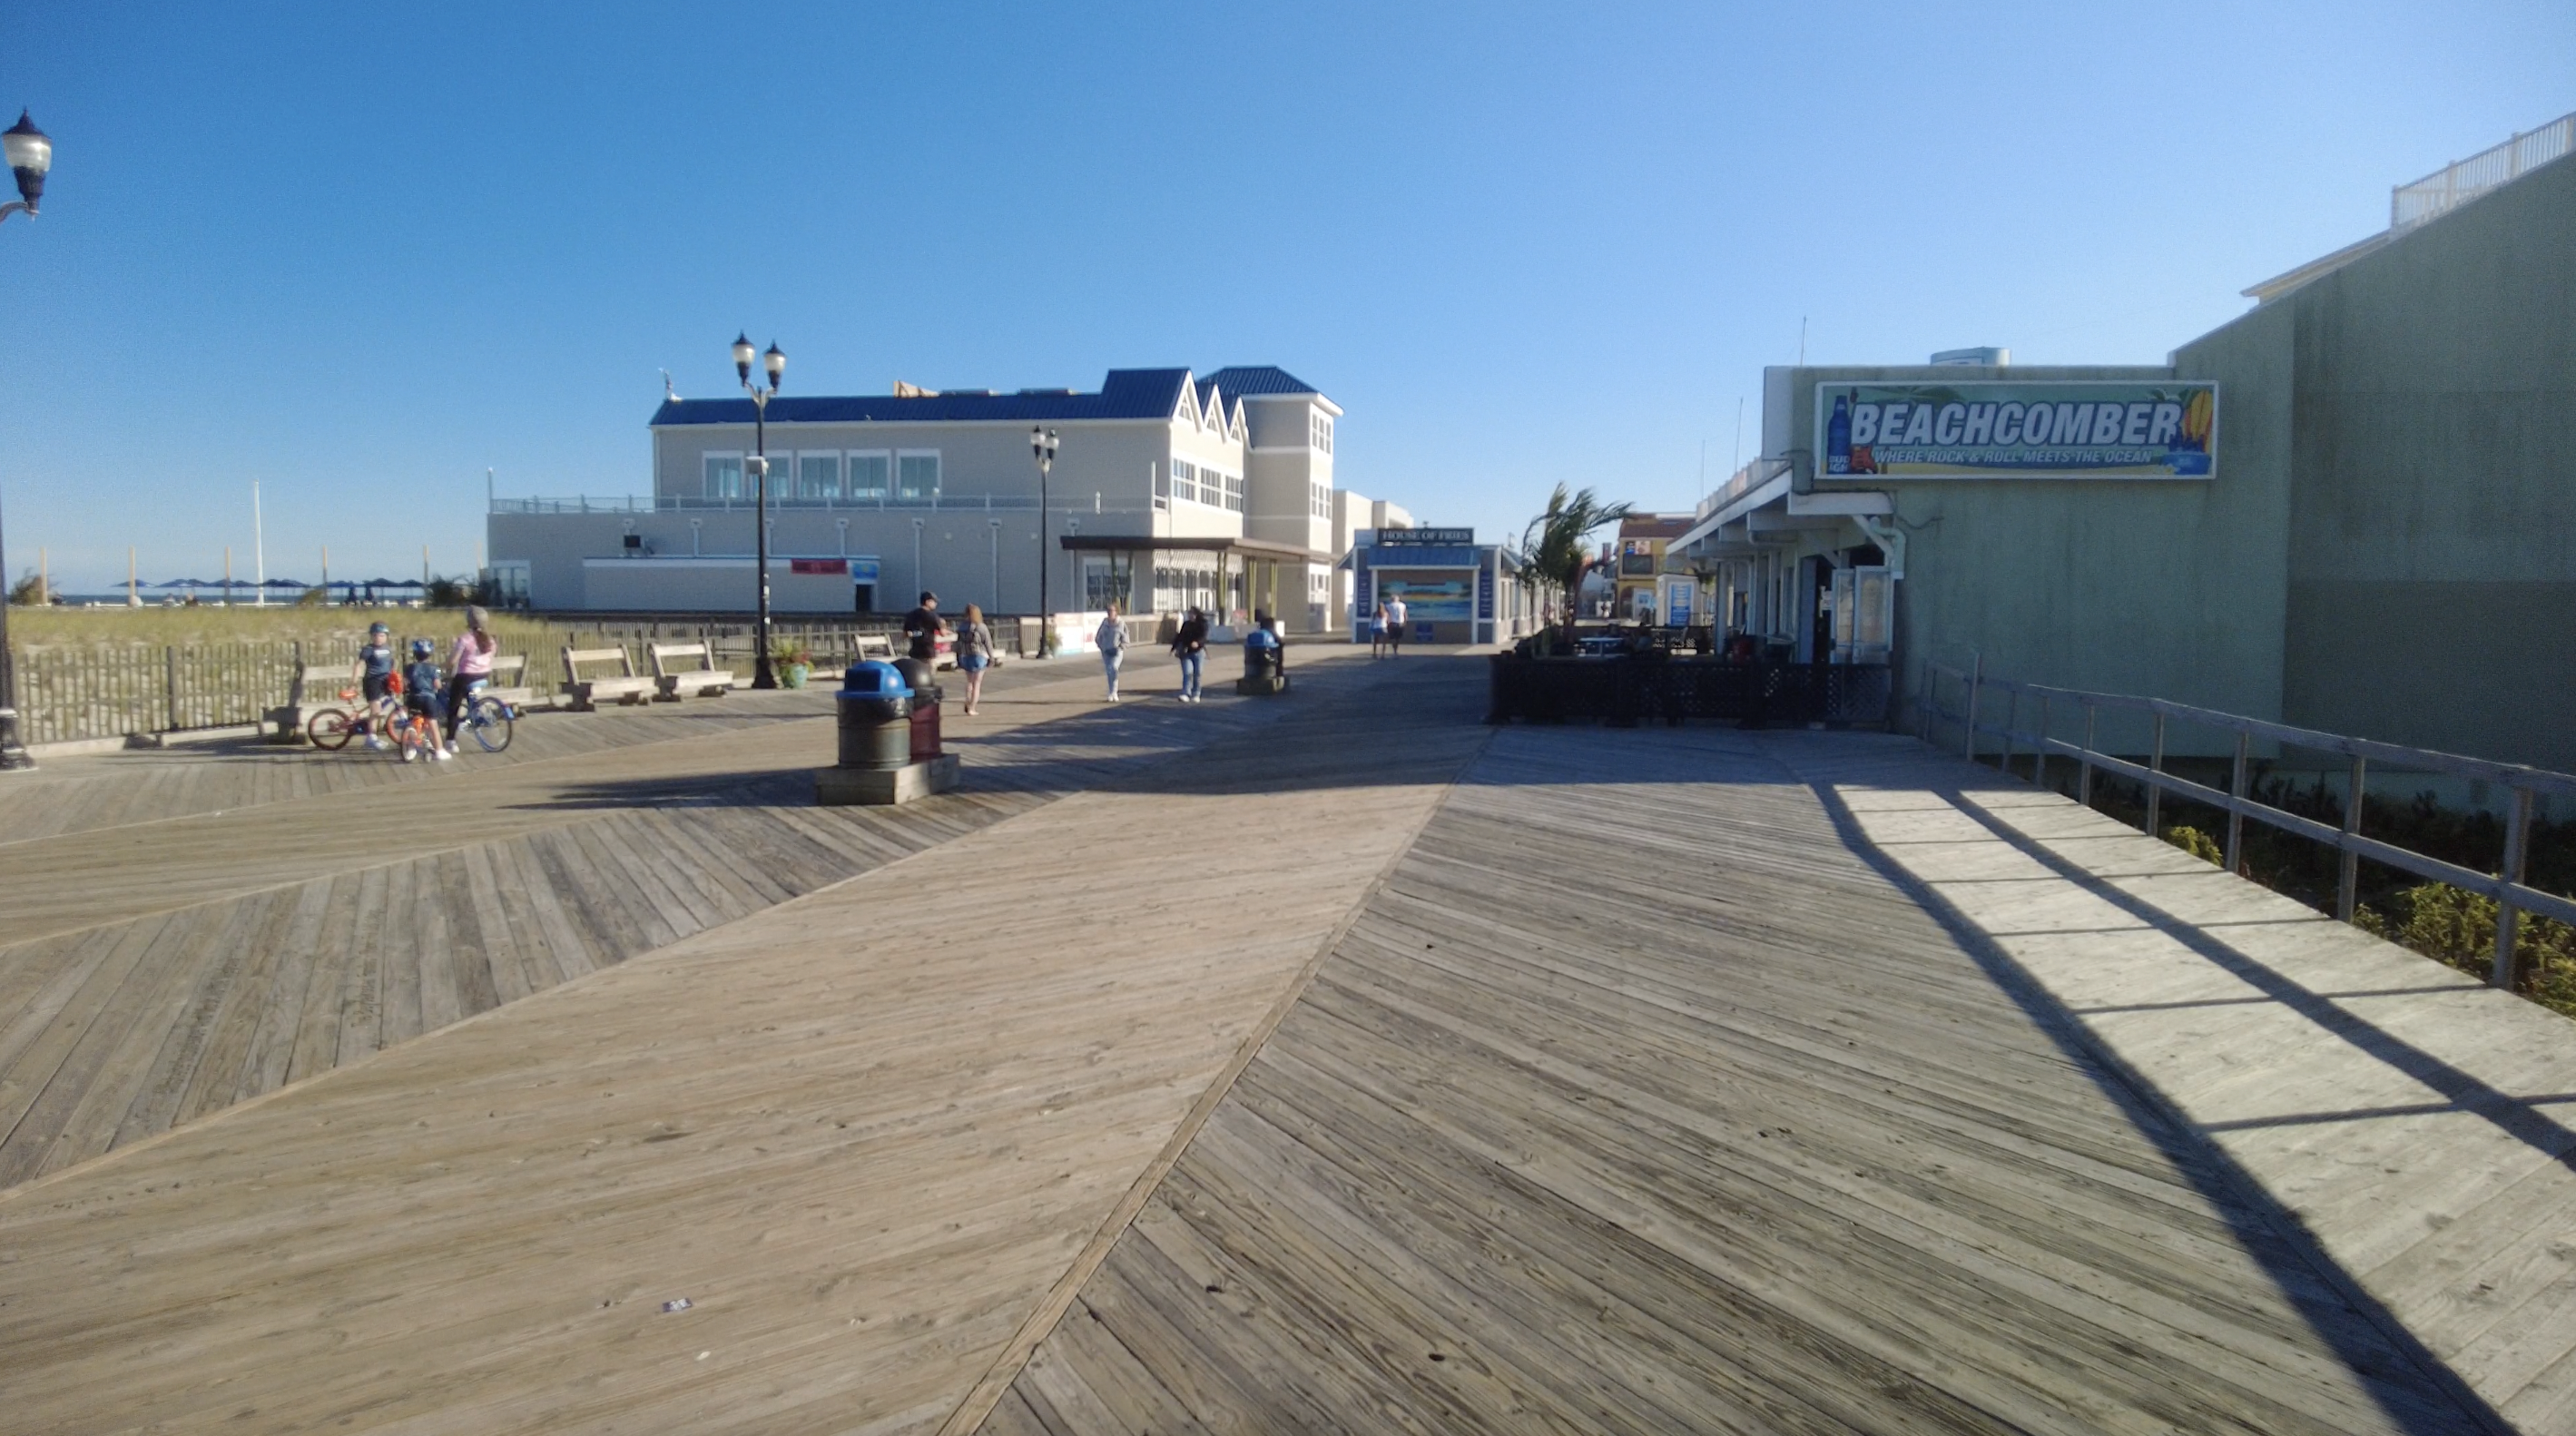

[400,639,450,762]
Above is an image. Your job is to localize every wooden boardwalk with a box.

[5,658,2572,1431]
[0,651,1382,1187]
[978,723,2487,1436]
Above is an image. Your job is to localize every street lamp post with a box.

[0,109,55,772]
[1029,427,1058,655]
[733,333,786,689]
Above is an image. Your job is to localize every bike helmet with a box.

[408,638,435,659]
[369,621,390,635]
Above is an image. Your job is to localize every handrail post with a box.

[2336,756,2366,922]
[1962,652,1981,762]
[2079,703,2096,809]
[2144,712,2165,837]
[2494,787,2533,990]
[1999,688,2016,775]
[2034,694,2051,790]
[2224,730,2249,875]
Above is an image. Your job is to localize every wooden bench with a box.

[560,646,657,710]
[269,663,358,743]
[482,654,537,710]
[854,634,897,661]
[648,642,736,700]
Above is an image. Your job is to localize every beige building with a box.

[491,366,1379,631]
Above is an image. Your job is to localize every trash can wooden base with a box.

[1234,673,1290,697]
[816,753,959,806]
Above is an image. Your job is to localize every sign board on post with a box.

[1373,527,1474,547]
[1818,381,2217,479]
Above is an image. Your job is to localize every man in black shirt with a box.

[903,591,944,662]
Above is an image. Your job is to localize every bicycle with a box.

[457,677,515,752]
[306,690,357,750]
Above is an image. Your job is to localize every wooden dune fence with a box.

[8,638,575,747]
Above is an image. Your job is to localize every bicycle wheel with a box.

[307,707,355,750]
[468,695,514,752]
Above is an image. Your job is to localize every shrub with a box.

[2161,824,2224,867]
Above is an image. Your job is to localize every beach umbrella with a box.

[260,577,310,589]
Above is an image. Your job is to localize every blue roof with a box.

[1199,365,1318,398]
[653,368,1193,427]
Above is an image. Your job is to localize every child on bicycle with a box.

[442,605,497,753]
[352,621,398,752]
[401,638,451,762]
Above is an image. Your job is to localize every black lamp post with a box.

[734,333,785,688]
[1029,426,1058,655]
[0,109,54,772]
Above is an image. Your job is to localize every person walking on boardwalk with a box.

[1384,594,1408,657]
[1096,601,1127,701]
[902,591,944,664]
[441,605,497,754]
[955,603,994,715]
[351,620,398,750]
[1369,602,1388,659]
[1171,605,1209,703]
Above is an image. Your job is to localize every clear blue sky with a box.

[2,1,2570,589]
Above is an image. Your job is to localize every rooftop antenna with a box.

[1796,317,1807,367]
[1732,396,1745,472]
[661,369,680,401]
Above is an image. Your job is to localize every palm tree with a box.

[1519,484,1634,644]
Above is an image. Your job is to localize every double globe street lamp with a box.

[1029,426,1057,655]
[732,333,786,689]
[0,109,55,772]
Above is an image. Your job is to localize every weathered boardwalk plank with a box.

[978,724,2487,1434]
[0,650,1484,1435]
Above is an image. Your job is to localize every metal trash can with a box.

[835,661,914,770]
[893,657,943,762]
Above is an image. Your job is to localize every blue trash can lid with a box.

[837,659,912,700]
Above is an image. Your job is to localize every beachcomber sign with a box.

[1818,381,2216,479]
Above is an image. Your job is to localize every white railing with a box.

[492,494,1053,516]
[1697,457,1791,521]
[1916,654,2576,990]
[2392,112,2575,229]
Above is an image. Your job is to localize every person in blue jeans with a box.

[1170,606,1209,703]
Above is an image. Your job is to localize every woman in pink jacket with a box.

[441,605,498,753]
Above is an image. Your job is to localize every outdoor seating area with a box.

[559,644,658,710]
[646,640,735,699]
[1486,646,1893,728]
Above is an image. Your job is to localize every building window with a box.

[704,454,744,500]
[1173,459,1197,505]
[896,450,940,501]
[848,451,890,500]
[798,453,841,500]
[1310,412,1333,454]
[1152,465,1169,512]
[1311,481,1331,518]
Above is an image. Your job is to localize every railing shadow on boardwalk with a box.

[1431,720,2515,1434]
[1782,750,2518,1435]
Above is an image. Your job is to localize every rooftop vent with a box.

[1929,347,2009,367]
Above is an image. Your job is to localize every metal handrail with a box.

[1913,655,2574,989]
